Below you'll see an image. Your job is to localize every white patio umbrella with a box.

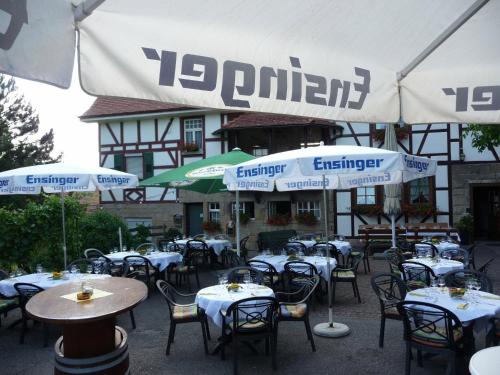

[1,0,499,125]
[0,163,138,268]
[383,124,401,248]
[223,144,436,337]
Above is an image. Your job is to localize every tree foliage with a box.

[0,75,59,207]
[462,124,500,152]
[79,210,132,252]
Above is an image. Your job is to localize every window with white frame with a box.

[252,147,268,157]
[208,202,220,223]
[409,178,430,204]
[231,201,255,219]
[296,201,321,219]
[184,118,203,150]
[356,187,376,205]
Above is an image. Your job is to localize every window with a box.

[184,118,203,149]
[208,202,220,223]
[126,218,152,230]
[114,152,154,180]
[252,147,268,157]
[356,187,377,205]
[296,201,321,219]
[268,201,292,217]
[231,201,255,219]
[408,178,430,204]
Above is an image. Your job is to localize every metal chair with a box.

[13,283,48,346]
[168,248,202,291]
[312,242,339,261]
[370,273,407,347]
[156,280,210,355]
[330,253,363,303]
[398,261,437,290]
[444,269,492,292]
[284,261,319,292]
[383,248,405,277]
[397,301,464,375]
[123,255,160,293]
[478,258,495,275]
[135,242,157,253]
[275,275,320,352]
[410,242,438,258]
[284,241,307,255]
[246,260,282,290]
[227,266,264,285]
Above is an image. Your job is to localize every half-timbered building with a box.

[80,97,500,242]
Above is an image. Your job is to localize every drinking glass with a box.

[243,273,251,288]
[113,247,118,253]
[219,274,228,286]
[36,264,43,274]
[162,244,167,252]
[438,277,446,290]
[122,246,127,252]
[70,264,79,274]
[86,264,93,274]
[280,248,287,256]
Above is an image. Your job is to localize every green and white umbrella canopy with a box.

[139,149,255,194]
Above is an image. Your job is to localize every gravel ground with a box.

[1,241,498,375]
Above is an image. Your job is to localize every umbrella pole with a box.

[60,190,68,269]
[391,214,396,248]
[236,189,240,256]
[313,176,350,338]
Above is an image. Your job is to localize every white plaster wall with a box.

[205,113,222,135]
[140,119,155,142]
[146,187,176,201]
[154,151,175,167]
[161,117,181,141]
[205,141,221,158]
[122,120,137,144]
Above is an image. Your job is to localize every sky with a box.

[15,72,99,168]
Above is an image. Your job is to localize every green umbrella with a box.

[139,148,255,194]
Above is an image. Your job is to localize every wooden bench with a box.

[404,223,459,241]
[358,224,406,254]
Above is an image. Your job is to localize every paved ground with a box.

[1,242,498,375]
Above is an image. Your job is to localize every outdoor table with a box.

[107,250,182,272]
[0,272,111,297]
[176,238,232,256]
[195,283,274,327]
[26,277,147,375]
[293,240,352,256]
[469,346,500,375]
[405,287,500,326]
[407,257,464,276]
[251,254,337,281]
[415,241,460,254]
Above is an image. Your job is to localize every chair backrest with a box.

[440,248,469,266]
[214,234,229,240]
[156,280,179,318]
[227,266,264,284]
[398,261,436,288]
[384,248,405,274]
[123,255,156,277]
[297,275,320,305]
[84,248,105,259]
[411,242,438,258]
[327,234,346,241]
[284,242,307,255]
[397,301,463,350]
[159,241,181,252]
[67,258,95,273]
[226,296,278,334]
[312,242,338,259]
[13,283,44,310]
[186,239,209,252]
[298,233,315,241]
[478,258,495,275]
[371,273,407,311]
[444,269,493,292]
[0,269,9,280]
[192,234,207,241]
[240,236,249,256]
[284,261,318,279]
[246,260,278,276]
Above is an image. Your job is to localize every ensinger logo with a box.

[186,164,231,178]
[236,164,286,178]
[0,179,9,187]
[142,48,371,110]
[403,155,429,172]
[97,175,131,185]
[26,175,79,186]
[313,156,384,172]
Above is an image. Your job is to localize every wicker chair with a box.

[371,273,407,347]
[284,261,319,292]
[156,280,210,355]
[168,248,202,291]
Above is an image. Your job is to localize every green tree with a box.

[0,75,60,207]
[462,124,500,152]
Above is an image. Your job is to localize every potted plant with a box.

[267,214,292,226]
[295,212,318,226]
[455,214,473,245]
[239,212,251,225]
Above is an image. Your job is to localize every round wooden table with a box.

[26,278,147,375]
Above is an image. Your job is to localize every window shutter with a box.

[143,152,154,179]
[114,154,125,171]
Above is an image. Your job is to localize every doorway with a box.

[472,185,500,240]
[185,203,204,237]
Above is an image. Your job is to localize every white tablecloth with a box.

[0,273,111,297]
[415,242,460,254]
[407,258,464,276]
[294,240,352,256]
[470,346,500,375]
[175,239,232,256]
[251,255,337,281]
[107,251,183,272]
[405,287,500,323]
[195,284,274,327]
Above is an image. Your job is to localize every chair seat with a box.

[0,298,18,311]
[407,280,427,289]
[383,306,400,318]
[280,303,307,318]
[172,304,199,320]
[264,275,280,284]
[333,270,355,278]
[412,326,463,347]
[173,265,195,273]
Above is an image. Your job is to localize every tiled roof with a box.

[214,113,336,133]
[80,96,195,119]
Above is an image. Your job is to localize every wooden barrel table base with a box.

[55,326,129,375]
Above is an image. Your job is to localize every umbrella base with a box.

[313,322,350,338]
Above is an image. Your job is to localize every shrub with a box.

[80,209,131,252]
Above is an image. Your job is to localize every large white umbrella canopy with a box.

[0,163,138,267]
[0,0,499,124]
